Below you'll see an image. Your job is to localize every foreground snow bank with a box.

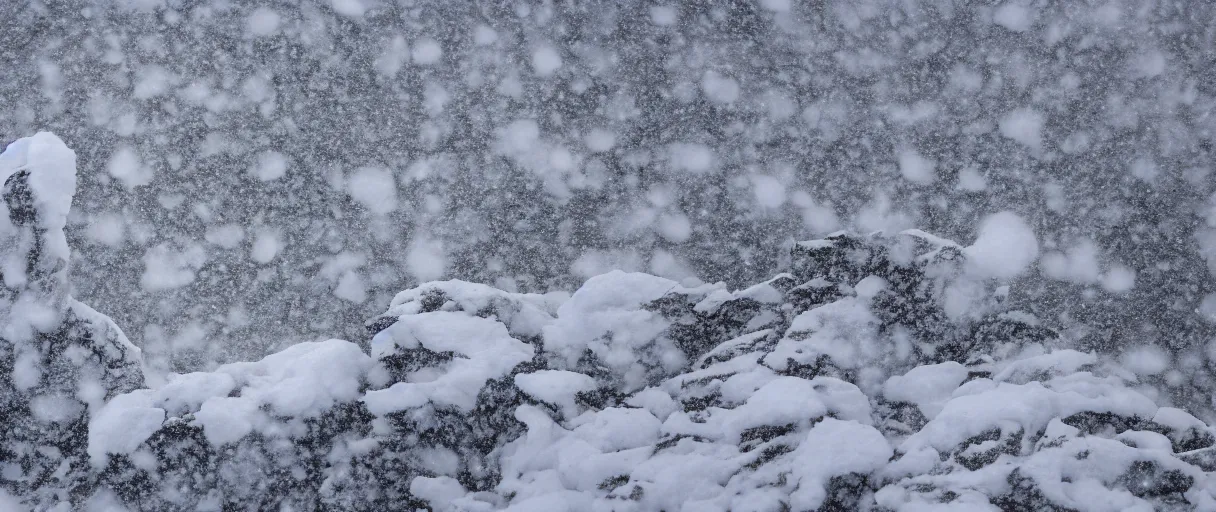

[4,133,1216,510]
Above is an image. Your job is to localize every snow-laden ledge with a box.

[4,133,1216,511]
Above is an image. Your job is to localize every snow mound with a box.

[2,159,1215,510]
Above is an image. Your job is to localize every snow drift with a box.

[4,133,1216,510]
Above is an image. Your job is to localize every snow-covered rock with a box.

[0,133,144,508]
[3,143,1216,510]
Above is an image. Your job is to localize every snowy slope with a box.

[5,133,1216,510]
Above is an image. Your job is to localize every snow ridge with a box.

[4,134,1216,510]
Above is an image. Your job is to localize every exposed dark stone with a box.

[1120,460,1193,499]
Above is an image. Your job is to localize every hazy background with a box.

[3,0,1215,411]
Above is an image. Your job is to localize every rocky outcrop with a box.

[4,133,1215,511]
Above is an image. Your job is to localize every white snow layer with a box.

[0,132,78,232]
[92,339,371,457]
[363,311,533,414]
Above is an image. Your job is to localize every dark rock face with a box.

[4,133,1216,510]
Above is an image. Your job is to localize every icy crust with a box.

[7,174,1216,510]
